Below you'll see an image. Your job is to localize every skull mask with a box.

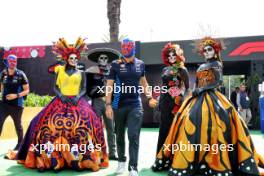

[203,45,215,60]
[98,54,109,66]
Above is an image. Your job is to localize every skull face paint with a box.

[203,45,215,60]
[68,53,78,66]
[121,39,135,58]
[168,51,177,64]
[98,54,109,66]
[6,55,17,69]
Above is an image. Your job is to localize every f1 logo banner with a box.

[229,41,264,56]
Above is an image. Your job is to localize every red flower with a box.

[168,81,175,87]
[172,105,180,114]
[168,87,181,97]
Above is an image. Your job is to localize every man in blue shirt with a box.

[0,55,30,150]
[105,39,157,176]
[237,84,252,126]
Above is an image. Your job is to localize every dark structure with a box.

[1,35,264,128]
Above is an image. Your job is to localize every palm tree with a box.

[102,33,127,43]
[107,0,121,42]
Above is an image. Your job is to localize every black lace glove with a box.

[60,96,72,104]
[71,96,80,106]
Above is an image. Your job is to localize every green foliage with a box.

[223,75,245,89]
[24,93,53,107]
[246,73,261,87]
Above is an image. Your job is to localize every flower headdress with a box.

[161,42,185,66]
[52,37,87,60]
[197,37,223,55]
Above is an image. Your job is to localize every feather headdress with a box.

[52,37,87,60]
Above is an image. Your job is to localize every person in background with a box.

[0,54,29,150]
[237,84,252,126]
[231,86,239,109]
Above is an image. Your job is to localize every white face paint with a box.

[168,51,176,64]
[98,54,109,66]
[68,53,78,66]
[203,45,215,60]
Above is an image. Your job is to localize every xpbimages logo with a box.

[30,141,102,154]
[97,83,171,95]
[163,141,234,154]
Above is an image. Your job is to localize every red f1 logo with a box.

[229,41,264,56]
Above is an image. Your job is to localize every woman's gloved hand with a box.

[71,96,79,106]
[60,96,72,104]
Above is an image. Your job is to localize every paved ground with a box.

[0,129,264,176]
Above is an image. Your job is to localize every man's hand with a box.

[6,94,18,100]
[105,105,114,119]
[149,98,158,108]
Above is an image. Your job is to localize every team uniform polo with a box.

[0,69,28,107]
[107,58,145,109]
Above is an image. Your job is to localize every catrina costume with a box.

[6,38,109,172]
[153,43,190,157]
[152,37,264,176]
[85,48,122,160]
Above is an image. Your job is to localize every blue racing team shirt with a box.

[107,58,145,109]
[0,69,28,107]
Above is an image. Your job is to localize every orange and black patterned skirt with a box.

[153,90,264,176]
[8,96,108,172]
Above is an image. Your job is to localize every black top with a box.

[0,69,28,107]
[195,60,223,94]
[86,72,106,99]
[159,66,189,110]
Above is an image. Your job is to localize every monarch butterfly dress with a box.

[152,60,264,176]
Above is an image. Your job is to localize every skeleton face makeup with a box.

[168,51,177,64]
[203,45,215,60]
[68,54,78,66]
[98,54,109,66]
